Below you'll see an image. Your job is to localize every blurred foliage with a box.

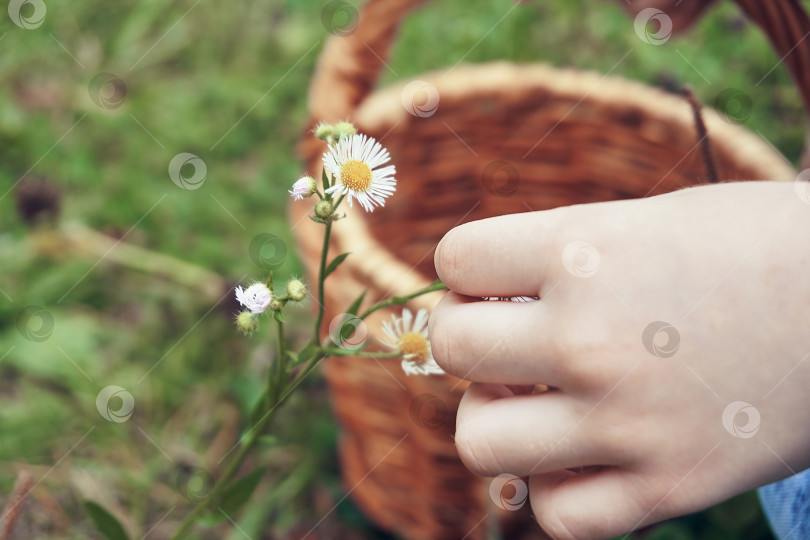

[0,0,802,537]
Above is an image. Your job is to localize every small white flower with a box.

[289,176,317,200]
[322,134,396,212]
[235,283,272,314]
[381,308,444,376]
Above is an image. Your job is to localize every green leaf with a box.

[198,511,227,527]
[323,252,350,278]
[347,290,367,316]
[273,310,285,323]
[321,168,330,190]
[218,468,265,516]
[83,501,129,540]
[259,434,279,446]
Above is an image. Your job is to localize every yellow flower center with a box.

[398,331,429,364]
[340,160,372,192]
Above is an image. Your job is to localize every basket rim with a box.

[355,61,795,183]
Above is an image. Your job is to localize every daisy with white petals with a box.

[322,134,396,212]
[381,308,444,376]
[235,283,273,314]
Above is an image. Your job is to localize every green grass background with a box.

[0,0,805,538]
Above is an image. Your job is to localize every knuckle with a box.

[547,312,617,389]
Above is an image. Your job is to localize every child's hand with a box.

[430,181,810,539]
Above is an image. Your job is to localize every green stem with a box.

[276,318,286,363]
[280,351,326,403]
[310,190,345,342]
[287,351,327,391]
[323,348,402,358]
[171,318,289,539]
[312,221,332,341]
[359,280,447,321]
[268,317,285,408]
[168,405,279,539]
[264,271,274,290]
[169,181,443,538]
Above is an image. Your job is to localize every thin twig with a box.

[1,470,35,540]
[683,86,719,184]
[55,222,226,299]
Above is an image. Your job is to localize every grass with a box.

[0,0,803,538]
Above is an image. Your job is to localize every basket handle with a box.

[307,0,429,124]
[308,0,810,159]
[731,0,810,165]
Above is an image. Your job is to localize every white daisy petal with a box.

[412,308,429,334]
[401,308,413,332]
[402,356,445,376]
[421,357,445,375]
[394,313,404,336]
[381,321,398,344]
[401,358,421,376]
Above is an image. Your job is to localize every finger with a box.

[529,468,652,540]
[430,292,563,385]
[454,383,620,477]
[434,211,560,298]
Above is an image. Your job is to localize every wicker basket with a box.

[292,1,796,538]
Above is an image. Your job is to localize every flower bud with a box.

[334,121,357,139]
[286,279,307,301]
[314,200,333,220]
[315,123,335,141]
[269,298,284,312]
[236,311,258,335]
[289,176,317,200]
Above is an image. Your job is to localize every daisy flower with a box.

[235,283,272,314]
[322,134,396,212]
[484,296,539,302]
[381,308,444,376]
